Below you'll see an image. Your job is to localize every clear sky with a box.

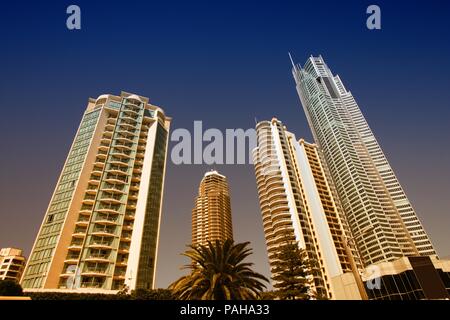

[1,0,449,288]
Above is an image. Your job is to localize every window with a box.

[47,215,54,223]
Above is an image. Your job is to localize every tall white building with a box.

[252,118,357,299]
[21,92,171,292]
[291,55,436,266]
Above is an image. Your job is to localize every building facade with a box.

[192,171,233,246]
[292,55,435,267]
[0,248,26,282]
[362,256,450,300]
[21,92,171,292]
[252,118,358,299]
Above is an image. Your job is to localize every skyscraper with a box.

[291,55,435,267]
[21,92,171,292]
[252,118,357,299]
[192,171,233,247]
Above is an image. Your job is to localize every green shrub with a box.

[130,288,175,300]
[0,280,24,296]
[28,289,174,300]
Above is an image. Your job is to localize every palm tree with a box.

[170,240,268,300]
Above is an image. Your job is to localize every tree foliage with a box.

[170,240,268,300]
[0,280,23,296]
[27,289,174,300]
[271,241,317,300]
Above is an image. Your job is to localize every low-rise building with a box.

[0,248,26,282]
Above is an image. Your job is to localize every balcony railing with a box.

[90,240,112,246]
[96,214,118,222]
[81,282,103,288]
[98,203,121,211]
[87,254,110,260]
[105,174,128,183]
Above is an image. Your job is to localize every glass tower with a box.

[21,92,171,292]
[291,55,435,266]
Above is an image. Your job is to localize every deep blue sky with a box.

[1,1,449,288]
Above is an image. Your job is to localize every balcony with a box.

[120,235,132,242]
[131,175,141,183]
[68,242,83,251]
[110,157,130,167]
[98,144,110,152]
[81,268,108,277]
[60,269,76,278]
[122,107,139,116]
[93,161,105,170]
[107,117,117,125]
[126,203,137,210]
[92,227,116,237]
[118,122,136,131]
[88,176,101,185]
[95,215,118,225]
[103,130,113,138]
[122,113,139,121]
[64,254,80,264]
[135,151,144,159]
[97,203,121,214]
[104,174,128,184]
[107,165,128,176]
[118,246,130,253]
[89,240,113,249]
[113,274,126,280]
[86,186,98,195]
[101,186,126,195]
[129,182,140,191]
[85,254,110,263]
[133,166,142,174]
[117,128,137,137]
[99,193,123,205]
[128,191,139,200]
[82,194,96,205]
[122,224,133,231]
[72,230,87,238]
[75,217,89,226]
[97,150,108,159]
[101,136,111,144]
[80,282,104,289]
[82,266,109,277]
[113,141,134,150]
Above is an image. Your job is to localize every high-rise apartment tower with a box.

[21,92,171,292]
[192,171,233,246]
[252,118,357,299]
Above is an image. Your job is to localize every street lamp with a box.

[341,226,373,300]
